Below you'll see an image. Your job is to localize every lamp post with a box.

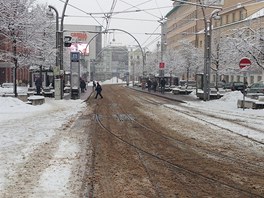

[47,5,60,66]
[59,0,69,71]
[8,23,18,97]
[203,9,221,101]
[47,0,69,99]
[47,6,59,68]
[47,5,62,100]
[157,41,166,77]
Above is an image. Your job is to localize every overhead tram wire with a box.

[66,15,160,23]
[145,36,162,49]
[154,0,163,18]
[57,0,171,48]
[116,0,152,17]
[57,0,104,29]
[104,0,118,31]
[141,23,161,46]
[119,0,162,20]
[95,0,104,14]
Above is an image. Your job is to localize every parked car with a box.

[224,82,246,91]
[247,81,264,95]
[223,82,233,89]
[232,82,246,91]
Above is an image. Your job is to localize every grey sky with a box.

[36,0,173,50]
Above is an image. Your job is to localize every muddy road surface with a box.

[2,84,263,198]
[83,85,264,198]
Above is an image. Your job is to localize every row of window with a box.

[215,10,246,27]
[228,75,262,84]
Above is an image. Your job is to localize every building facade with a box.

[63,24,102,81]
[165,0,264,83]
[95,45,129,81]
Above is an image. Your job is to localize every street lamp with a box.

[47,6,59,68]
[157,41,166,77]
[47,0,69,99]
[203,9,221,101]
[8,23,18,97]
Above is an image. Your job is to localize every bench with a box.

[172,87,193,95]
[42,88,54,97]
[28,96,45,105]
[27,87,36,97]
[237,99,264,109]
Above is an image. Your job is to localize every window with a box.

[250,76,254,84]
[199,40,203,48]
[232,13,236,22]
[226,15,229,24]
[239,11,244,20]
[257,76,262,81]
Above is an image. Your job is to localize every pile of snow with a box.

[0,86,28,95]
[102,77,126,84]
[184,91,263,116]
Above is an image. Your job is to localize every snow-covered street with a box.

[0,85,264,197]
[0,88,88,197]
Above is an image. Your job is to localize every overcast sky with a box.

[36,0,173,50]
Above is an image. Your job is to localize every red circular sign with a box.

[239,58,251,69]
[159,62,165,69]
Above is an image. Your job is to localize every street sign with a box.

[159,62,165,69]
[239,58,251,69]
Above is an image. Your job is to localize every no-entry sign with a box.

[159,62,165,69]
[239,58,251,69]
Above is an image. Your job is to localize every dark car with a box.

[223,82,233,89]
[247,81,264,95]
[230,82,245,91]
[223,82,246,93]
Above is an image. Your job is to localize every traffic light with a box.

[64,36,72,47]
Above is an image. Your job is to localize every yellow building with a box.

[166,0,264,83]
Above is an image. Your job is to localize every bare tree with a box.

[0,0,54,95]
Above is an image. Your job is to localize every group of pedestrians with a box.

[145,78,166,94]
[80,79,103,99]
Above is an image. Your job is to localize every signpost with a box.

[159,62,165,77]
[239,57,251,69]
[70,52,80,99]
[239,57,251,110]
[159,62,165,69]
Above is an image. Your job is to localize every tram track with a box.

[85,84,263,197]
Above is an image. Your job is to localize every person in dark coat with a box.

[93,81,96,91]
[147,79,152,92]
[35,77,42,95]
[152,79,158,92]
[80,78,86,93]
[95,82,103,99]
[160,78,166,94]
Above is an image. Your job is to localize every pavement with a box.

[80,86,94,101]
[66,85,199,103]
[128,86,199,103]
[63,86,94,101]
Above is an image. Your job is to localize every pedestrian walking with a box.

[93,81,96,91]
[95,82,103,99]
[35,77,42,95]
[80,78,86,93]
[160,78,166,94]
[152,79,158,92]
[147,79,152,92]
